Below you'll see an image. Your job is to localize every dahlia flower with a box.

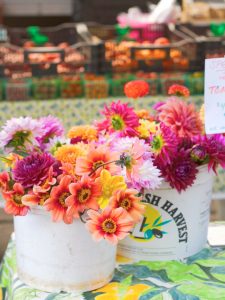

[55,144,87,164]
[66,176,101,218]
[137,119,157,139]
[68,125,98,144]
[12,152,55,189]
[110,189,145,223]
[0,171,10,192]
[45,137,70,155]
[136,109,154,121]
[193,134,225,173]
[0,117,44,152]
[168,84,190,97]
[160,150,198,192]
[2,183,29,216]
[44,175,73,224]
[38,115,64,149]
[124,80,149,99]
[86,207,133,245]
[156,98,203,138]
[96,101,139,137]
[75,145,119,179]
[191,145,208,164]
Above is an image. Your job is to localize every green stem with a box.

[88,160,120,177]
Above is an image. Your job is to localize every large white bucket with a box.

[118,166,213,261]
[14,207,116,293]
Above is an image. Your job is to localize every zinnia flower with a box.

[156,98,203,138]
[168,84,190,97]
[193,134,225,173]
[12,152,55,189]
[55,144,87,164]
[22,191,50,207]
[0,171,10,191]
[110,189,145,223]
[66,176,101,218]
[96,170,127,209]
[124,80,149,99]
[96,101,139,137]
[0,117,44,152]
[150,123,178,164]
[160,150,198,192]
[75,145,119,179]
[86,207,134,245]
[44,175,73,224]
[38,116,64,149]
[2,183,29,216]
[33,166,56,194]
[68,125,98,144]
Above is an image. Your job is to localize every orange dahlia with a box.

[44,175,73,224]
[124,80,149,99]
[110,189,145,223]
[55,144,87,164]
[68,125,98,144]
[66,176,101,218]
[86,207,133,245]
[168,84,190,97]
[75,145,119,178]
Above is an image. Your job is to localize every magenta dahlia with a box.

[193,134,225,173]
[156,98,203,138]
[96,101,139,137]
[160,149,198,192]
[12,152,55,188]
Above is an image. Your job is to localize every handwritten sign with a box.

[204,57,225,134]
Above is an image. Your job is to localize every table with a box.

[1,229,225,300]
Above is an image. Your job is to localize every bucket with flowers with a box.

[0,116,147,292]
[94,82,225,261]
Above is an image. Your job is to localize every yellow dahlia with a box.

[55,144,87,164]
[137,119,157,139]
[67,125,97,143]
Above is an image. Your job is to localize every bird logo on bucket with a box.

[131,204,172,243]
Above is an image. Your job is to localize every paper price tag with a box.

[204,57,225,134]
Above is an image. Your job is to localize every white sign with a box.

[204,57,225,134]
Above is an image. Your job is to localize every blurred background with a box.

[0,0,225,259]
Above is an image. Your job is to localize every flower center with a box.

[78,188,91,203]
[151,135,164,153]
[8,131,31,148]
[102,218,117,234]
[39,193,50,206]
[13,194,23,206]
[92,160,104,170]
[111,115,125,131]
[120,198,131,210]
[59,192,70,207]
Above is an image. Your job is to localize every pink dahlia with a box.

[0,117,44,152]
[38,115,64,150]
[150,123,178,164]
[193,134,225,173]
[12,152,55,188]
[96,101,139,137]
[156,99,203,138]
[160,149,198,192]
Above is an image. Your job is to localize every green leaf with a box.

[118,275,132,299]
[155,219,172,227]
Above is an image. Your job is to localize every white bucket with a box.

[14,207,116,293]
[118,166,213,261]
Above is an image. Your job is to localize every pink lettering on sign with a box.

[209,86,225,94]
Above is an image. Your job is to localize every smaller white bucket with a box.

[14,207,116,293]
[118,166,213,261]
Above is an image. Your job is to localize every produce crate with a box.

[84,75,109,99]
[185,72,204,95]
[109,73,135,96]
[5,79,31,101]
[32,77,59,99]
[60,75,83,98]
[135,72,159,96]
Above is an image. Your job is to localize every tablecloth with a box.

[1,233,225,300]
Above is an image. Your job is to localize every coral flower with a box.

[157,98,203,138]
[22,191,50,207]
[75,145,119,179]
[110,189,145,223]
[66,176,101,218]
[68,125,98,144]
[44,175,73,224]
[33,166,56,194]
[2,183,29,216]
[124,80,149,99]
[86,207,133,245]
[96,170,127,209]
[55,144,87,164]
[96,101,139,137]
[168,84,190,97]
[0,171,10,191]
